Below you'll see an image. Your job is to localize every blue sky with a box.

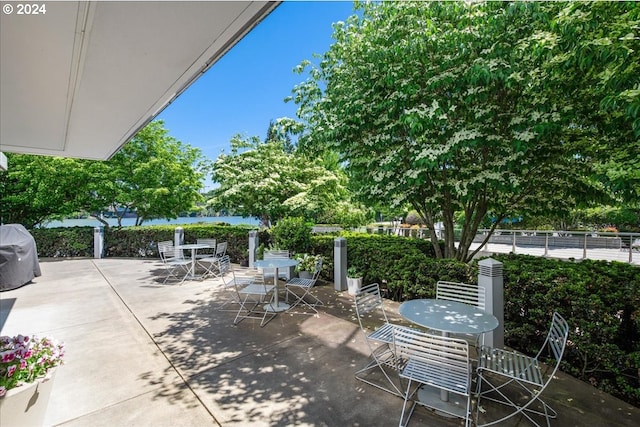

[157,1,356,185]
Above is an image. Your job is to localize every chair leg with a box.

[354,343,404,398]
[398,379,417,427]
[285,286,323,315]
[475,372,557,427]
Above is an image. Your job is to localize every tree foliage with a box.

[0,120,208,228]
[0,154,95,228]
[290,1,637,261]
[98,121,208,226]
[208,134,363,227]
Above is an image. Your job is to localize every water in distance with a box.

[42,216,260,228]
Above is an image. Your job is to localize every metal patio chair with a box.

[158,241,190,284]
[475,311,570,427]
[284,257,323,315]
[262,249,291,281]
[354,283,405,397]
[394,327,472,427]
[436,280,487,348]
[233,268,276,327]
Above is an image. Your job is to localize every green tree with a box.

[209,133,362,227]
[0,154,96,228]
[290,1,629,262]
[98,120,208,226]
[0,120,208,228]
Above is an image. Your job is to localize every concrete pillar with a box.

[334,237,347,291]
[174,227,184,247]
[478,258,504,349]
[248,230,259,268]
[93,226,104,259]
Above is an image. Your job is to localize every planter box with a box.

[347,277,363,296]
[0,369,56,427]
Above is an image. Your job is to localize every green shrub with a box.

[489,253,640,407]
[269,217,312,255]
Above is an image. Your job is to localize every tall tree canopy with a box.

[0,120,208,227]
[209,134,364,227]
[291,1,638,261]
[95,120,208,226]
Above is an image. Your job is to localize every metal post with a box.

[93,226,104,259]
[512,232,516,253]
[478,258,504,349]
[248,230,259,268]
[334,237,347,291]
[174,227,184,247]
[583,233,588,259]
[544,232,549,257]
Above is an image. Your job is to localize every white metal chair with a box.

[354,283,405,397]
[284,257,323,315]
[158,241,190,284]
[475,312,570,427]
[233,268,276,327]
[436,280,486,347]
[195,238,216,259]
[394,327,472,427]
[197,241,227,277]
[262,249,291,281]
[215,266,252,311]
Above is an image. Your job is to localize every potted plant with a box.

[295,253,322,279]
[346,266,363,295]
[0,334,64,427]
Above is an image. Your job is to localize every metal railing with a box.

[472,229,640,264]
[362,226,640,265]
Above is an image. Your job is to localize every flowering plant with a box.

[0,334,64,397]
[295,253,323,272]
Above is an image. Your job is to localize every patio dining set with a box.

[157,242,570,427]
[354,281,570,427]
[157,243,325,326]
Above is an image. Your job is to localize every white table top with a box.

[253,259,299,269]
[176,243,211,250]
[399,299,498,335]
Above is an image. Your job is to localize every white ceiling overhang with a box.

[0,1,279,160]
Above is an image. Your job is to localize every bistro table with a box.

[176,243,212,280]
[399,299,499,418]
[253,258,299,312]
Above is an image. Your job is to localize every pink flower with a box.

[7,365,17,377]
[1,351,16,363]
[0,386,6,397]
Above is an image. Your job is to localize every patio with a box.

[1,258,638,426]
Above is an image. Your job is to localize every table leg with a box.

[264,267,290,312]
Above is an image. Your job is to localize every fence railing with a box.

[362,226,640,265]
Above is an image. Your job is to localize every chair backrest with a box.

[311,258,323,281]
[354,283,390,328]
[197,238,216,254]
[264,250,290,259]
[217,255,231,276]
[393,327,470,395]
[216,241,227,257]
[157,240,172,257]
[436,281,485,310]
[537,312,570,371]
[158,241,183,261]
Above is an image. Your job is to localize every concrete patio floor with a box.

[1,258,638,426]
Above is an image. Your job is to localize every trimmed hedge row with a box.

[490,254,640,407]
[31,224,265,265]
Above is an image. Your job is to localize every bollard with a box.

[478,258,504,349]
[93,226,104,259]
[174,227,184,247]
[334,237,347,291]
[248,230,259,268]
